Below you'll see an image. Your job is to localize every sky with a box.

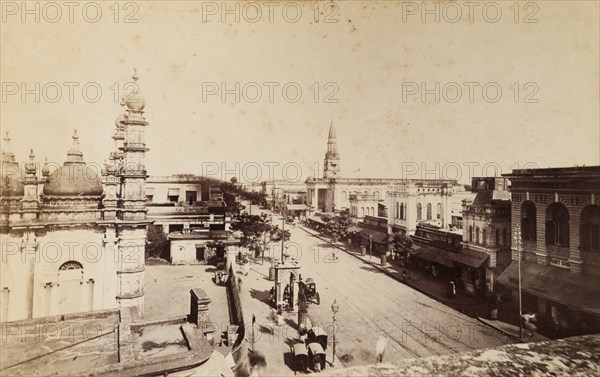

[1,1,599,184]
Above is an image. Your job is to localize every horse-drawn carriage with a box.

[299,278,320,305]
[307,326,328,350]
[292,340,327,373]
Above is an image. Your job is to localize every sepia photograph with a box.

[1,1,599,376]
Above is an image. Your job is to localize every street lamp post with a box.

[331,299,339,367]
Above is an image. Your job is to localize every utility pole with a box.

[281,198,286,263]
[517,228,523,339]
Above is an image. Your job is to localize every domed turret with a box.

[0,131,24,196]
[42,158,51,178]
[123,69,145,112]
[43,130,103,197]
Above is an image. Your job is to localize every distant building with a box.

[461,177,512,294]
[145,175,231,264]
[386,181,455,236]
[306,122,458,223]
[498,166,600,336]
[450,188,476,229]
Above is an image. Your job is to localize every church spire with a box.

[323,120,340,179]
[328,120,336,139]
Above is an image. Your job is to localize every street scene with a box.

[1,1,600,376]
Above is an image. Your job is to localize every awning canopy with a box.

[307,216,327,225]
[412,243,454,268]
[286,204,308,211]
[447,248,489,268]
[497,261,600,316]
[358,227,389,243]
[167,188,180,196]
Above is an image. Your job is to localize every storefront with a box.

[498,261,600,337]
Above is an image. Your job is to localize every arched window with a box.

[361,207,365,217]
[546,203,570,247]
[476,227,480,244]
[427,203,432,220]
[482,228,487,245]
[581,205,600,253]
[469,226,474,242]
[436,203,442,219]
[342,191,347,201]
[521,201,537,241]
[375,191,380,199]
[400,203,405,220]
[59,261,83,270]
[396,202,400,219]
[495,228,500,246]
[417,204,422,221]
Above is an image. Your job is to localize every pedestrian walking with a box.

[276,305,284,326]
[489,294,502,320]
[446,280,456,298]
[522,313,538,337]
[401,269,409,283]
[375,332,388,363]
[241,263,249,276]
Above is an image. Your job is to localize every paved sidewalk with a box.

[477,317,549,343]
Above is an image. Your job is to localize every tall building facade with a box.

[461,177,512,293]
[498,167,600,336]
[0,71,150,322]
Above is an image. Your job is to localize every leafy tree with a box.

[322,211,351,242]
[146,224,170,260]
[391,232,413,254]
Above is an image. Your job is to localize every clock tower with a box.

[323,121,340,179]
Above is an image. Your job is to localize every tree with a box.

[391,232,413,254]
[146,224,170,260]
[322,211,351,242]
[230,176,238,184]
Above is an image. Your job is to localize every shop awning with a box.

[446,248,489,268]
[286,204,308,211]
[358,227,389,243]
[497,262,600,316]
[307,216,327,225]
[412,243,454,268]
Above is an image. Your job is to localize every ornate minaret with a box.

[115,69,150,318]
[21,149,39,220]
[323,121,340,179]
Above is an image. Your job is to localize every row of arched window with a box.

[415,203,442,221]
[469,226,509,246]
[521,201,599,252]
[359,207,376,217]
[393,202,443,221]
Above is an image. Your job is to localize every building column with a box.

[535,203,549,265]
[568,210,583,274]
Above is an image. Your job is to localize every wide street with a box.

[242,206,515,373]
